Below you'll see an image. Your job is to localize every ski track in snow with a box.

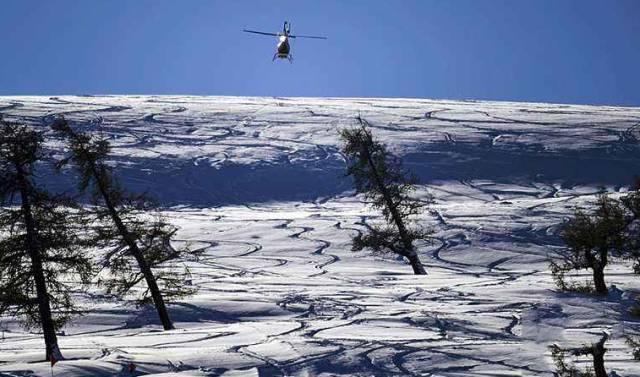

[1,96,640,376]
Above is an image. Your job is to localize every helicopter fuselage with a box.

[276,35,291,59]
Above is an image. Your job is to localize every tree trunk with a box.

[93,168,174,330]
[592,351,607,377]
[593,266,607,295]
[592,334,608,377]
[16,165,61,361]
[362,148,427,275]
[406,253,427,275]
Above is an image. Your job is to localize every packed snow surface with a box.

[1,96,640,376]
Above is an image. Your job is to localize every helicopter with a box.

[243,21,327,62]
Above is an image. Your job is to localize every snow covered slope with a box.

[1,96,640,376]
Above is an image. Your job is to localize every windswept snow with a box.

[1,96,640,376]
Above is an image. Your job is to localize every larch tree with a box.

[52,117,194,331]
[550,333,609,377]
[340,116,431,275]
[0,120,92,361]
[553,191,640,295]
[621,187,640,267]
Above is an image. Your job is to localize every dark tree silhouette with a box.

[340,116,431,275]
[52,117,194,330]
[625,335,640,361]
[555,194,626,294]
[0,120,92,361]
[552,191,640,294]
[621,188,640,268]
[550,333,609,377]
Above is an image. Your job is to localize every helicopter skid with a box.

[273,53,293,63]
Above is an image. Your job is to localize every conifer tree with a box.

[340,116,431,275]
[52,117,194,331]
[0,120,92,361]
[553,191,640,294]
[550,333,609,377]
[621,184,640,266]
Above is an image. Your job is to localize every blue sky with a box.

[0,0,638,106]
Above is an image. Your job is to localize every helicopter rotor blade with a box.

[289,34,327,40]
[243,29,279,37]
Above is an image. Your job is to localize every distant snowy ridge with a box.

[1,95,638,205]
